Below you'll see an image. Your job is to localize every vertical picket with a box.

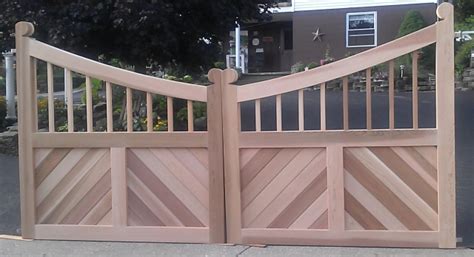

[47,63,55,132]
[366,68,372,130]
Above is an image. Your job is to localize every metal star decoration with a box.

[312,27,325,42]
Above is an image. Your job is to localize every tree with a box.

[0,0,277,72]
[396,10,434,74]
[397,10,426,37]
[454,0,474,22]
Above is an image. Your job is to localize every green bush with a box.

[37,98,68,131]
[80,78,102,105]
[306,62,318,70]
[291,62,305,73]
[0,76,5,96]
[397,10,434,75]
[213,61,226,69]
[0,96,6,131]
[398,11,426,37]
[455,40,474,75]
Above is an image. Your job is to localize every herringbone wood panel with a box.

[126,148,209,227]
[240,148,328,229]
[343,147,438,231]
[34,148,112,225]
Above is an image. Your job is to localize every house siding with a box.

[291,3,437,67]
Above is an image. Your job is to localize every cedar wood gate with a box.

[15,3,455,248]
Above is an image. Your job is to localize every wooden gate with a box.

[220,3,455,248]
[15,23,227,243]
[15,3,455,248]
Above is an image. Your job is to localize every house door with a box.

[248,27,281,73]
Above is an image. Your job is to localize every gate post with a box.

[435,3,456,248]
[216,69,241,243]
[207,69,227,243]
[15,22,36,239]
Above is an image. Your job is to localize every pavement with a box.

[0,239,473,257]
[0,154,20,236]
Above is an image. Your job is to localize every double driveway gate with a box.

[16,3,455,248]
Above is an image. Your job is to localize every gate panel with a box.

[222,3,455,248]
[126,148,209,227]
[240,148,327,229]
[34,148,112,225]
[343,147,438,231]
[15,22,225,243]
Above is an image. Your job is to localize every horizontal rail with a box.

[35,225,209,243]
[28,39,207,102]
[32,132,208,148]
[239,129,437,148]
[241,229,438,248]
[237,24,436,102]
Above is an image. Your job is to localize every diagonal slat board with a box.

[343,146,438,231]
[126,148,209,227]
[240,148,328,229]
[34,148,112,225]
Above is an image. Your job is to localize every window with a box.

[346,11,377,48]
[277,0,292,7]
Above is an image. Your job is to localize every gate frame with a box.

[15,23,227,243]
[220,3,455,248]
[15,2,455,248]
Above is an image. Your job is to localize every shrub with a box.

[80,78,102,105]
[37,98,67,131]
[0,96,6,131]
[398,11,427,37]
[397,10,434,75]
[291,62,305,73]
[306,62,318,70]
[0,76,5,96]
[213,61,226,69]
[455,40,474,75]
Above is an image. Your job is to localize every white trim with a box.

[346,11,378,48]
[269,0,295,13]
[269,0,436,13]
[293,0,437,12]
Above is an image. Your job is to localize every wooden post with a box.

[15,21,36,239]
[86,76,93,132]
[276,94,282,131]
[435,3,456,249]
[388,60,395,129]
[366,68,372,130]
[220,69,241,243]
[327,145,345,233]
[255,99,261,132]
[147,92,153,132]
[298,89,304,131]
[106,82,113,132]
[342,77,349,130]
[47,63,55,132]
[65,68,74,132]
[412,51,419,129]
[111,147,127,227]
[187,100,194,132]
[320,83,326,131]
[206,69,227,243]
[31,59,38,132]
[126,87,133,132]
